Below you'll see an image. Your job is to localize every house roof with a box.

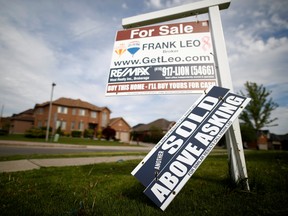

[270,133,288,141]
[132,118,175,132]
[109,117,131,128]
[35,97,110,112]
[12,109,34,116]
[11,116,34,121]
[11,109,34,121]
[132,123,145,130]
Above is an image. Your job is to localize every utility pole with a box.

[0,105,4,129]
[45,83,56,142]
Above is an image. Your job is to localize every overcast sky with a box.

[0,0,287,134]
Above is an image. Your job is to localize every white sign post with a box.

[208,4,249,189]
[115,0,250,210]
[122,0,249,191]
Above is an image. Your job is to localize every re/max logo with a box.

[110,67,150,77]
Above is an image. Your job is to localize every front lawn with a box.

[0,151,287,215]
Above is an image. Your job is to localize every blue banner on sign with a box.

[131,86,230,187]
[131,86,250,211]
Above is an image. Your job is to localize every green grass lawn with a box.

[0,151,287,215]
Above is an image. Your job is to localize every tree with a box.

[148,126,163,143]
[239,82,278,132]
[102,126,116,140]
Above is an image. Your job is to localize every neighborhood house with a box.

[5,98,131,142]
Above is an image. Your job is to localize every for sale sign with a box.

[131,86,250,210]
[106,21,217,96]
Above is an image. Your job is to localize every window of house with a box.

[57,106,68,114]
[56,120,66,130]
[72,108,77,115]
[78,121,84,131]
[56,121,61,129]
[62,121,66,130]
[71,121,75,130]
[91,111,97,118]
[37,121,42,128]
[102,112,108,127]
[37,108,44,114]
[79,109,85,116]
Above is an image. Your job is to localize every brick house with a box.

[34,97,111,136]
[109,117,131,142]
[131,118,175,143]
[9,109,34,134]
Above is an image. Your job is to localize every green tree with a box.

[239,82,278,132]
[149,126,163,143]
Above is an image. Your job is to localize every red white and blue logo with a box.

[127,41,140,56]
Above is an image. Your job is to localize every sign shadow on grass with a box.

[122,182,160,209]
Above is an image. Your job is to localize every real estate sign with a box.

[131,86,250,210]
[106,21,217,95]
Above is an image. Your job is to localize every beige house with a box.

[109,117,131,142]
[132,118,175,143]
[9,109,34,134]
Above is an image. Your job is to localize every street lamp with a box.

[45,83,56,142]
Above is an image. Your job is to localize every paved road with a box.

[0,140,152,173]
[0,144,150,156]
[0,145,99,156]
[0,140,152,155]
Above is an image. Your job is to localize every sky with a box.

[0,0,287,134]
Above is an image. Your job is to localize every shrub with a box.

[0,129,8,136]
[55,126,64,136]
[71,130,82,137]
[25,127,47,138]
[96,129,102,139]
[84,129,94,138]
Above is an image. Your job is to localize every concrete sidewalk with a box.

[0,155,145,173]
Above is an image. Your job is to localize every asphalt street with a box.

[0,145,103,156]
[0,143,150,156]
[0,140,152,173]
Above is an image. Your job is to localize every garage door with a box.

[116,131,130,143]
